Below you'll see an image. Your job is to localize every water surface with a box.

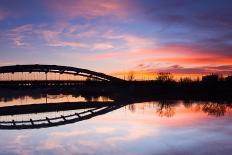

[0,94,232,155]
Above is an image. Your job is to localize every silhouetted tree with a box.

[202,103,226,116]
[179,77,192,83]
[157,100,176,117]
[156,72,173,82]
[127,71,135,81]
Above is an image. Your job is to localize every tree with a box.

[156,72,173,82]
[127,71,135,81]
[179,77,192,83]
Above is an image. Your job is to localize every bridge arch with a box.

[0,64,124,82]
[0,103,125,130]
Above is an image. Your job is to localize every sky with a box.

[0,0,232,74]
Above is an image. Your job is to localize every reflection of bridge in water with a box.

[0,94,231,130]
[0,87,151,130]
[0,102,126,130]
[0,88,168,130]
[0,64,125,87]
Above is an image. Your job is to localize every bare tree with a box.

[179,77,192,83]
[156,72,173,82]
[127,71,135,81]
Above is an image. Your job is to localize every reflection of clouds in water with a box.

[14,135,28,145]
[39,140,64,153]
[27,121,156,154]
[150,122,232,155]
[95,127,115,134]
[0,102,232,154]
[105,125,156,143]
[50,130,90,137]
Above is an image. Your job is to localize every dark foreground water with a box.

[0,94,232,155]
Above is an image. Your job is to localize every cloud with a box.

[41,29,87,48]
[88,43,232,74]
[50,130,89,137]
[89,45,208,61]
[40,29,80,48]
[7,23,89,48]
[143,1,232,30]
[95,127,115,134]
[139,0,232,56]
[44,0,132,19]
[104,32,154,49]
[8,24,33,46]
[93,43,114,49]
[106,126,155,143]
[13,36,26,46]
[144,56,232,66]
[133,64,232,74]
[122,35,154,48]
[7,22,155,51]
[49,41,87,48]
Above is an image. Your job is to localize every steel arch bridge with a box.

[0,102,125,130]
[0,64,124,82]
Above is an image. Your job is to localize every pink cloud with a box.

[113,46,231,66]
[158,56,232,65]
[93,43,114,49]
[103,32,155,49]
[8,24,33,46]
[122,35,154,48]
[144,65,232,74]
[87,45,232,74]
[50,41,87,48]
[89,46,197,60]
[44,0,133,19]
[40,28,87,48]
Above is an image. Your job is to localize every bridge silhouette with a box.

[0,64,125,87]
[0,87,163,130]
[0,96,151,130]
[0,101,126,130]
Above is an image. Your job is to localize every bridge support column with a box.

[30,119,34,126]
[75,113,80,118]
[61,115,66,121]
[12,120,16,126]
[46,117,51,124]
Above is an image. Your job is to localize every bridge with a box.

[0,64,125,87]
[0,101,125,130]
[0,88,159,130]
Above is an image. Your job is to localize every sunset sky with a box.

[0,0,232,74]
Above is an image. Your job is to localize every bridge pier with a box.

[46,117,51,124]
[61,115,66,121]
[12,120,16,126]
[30,119,34,126]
